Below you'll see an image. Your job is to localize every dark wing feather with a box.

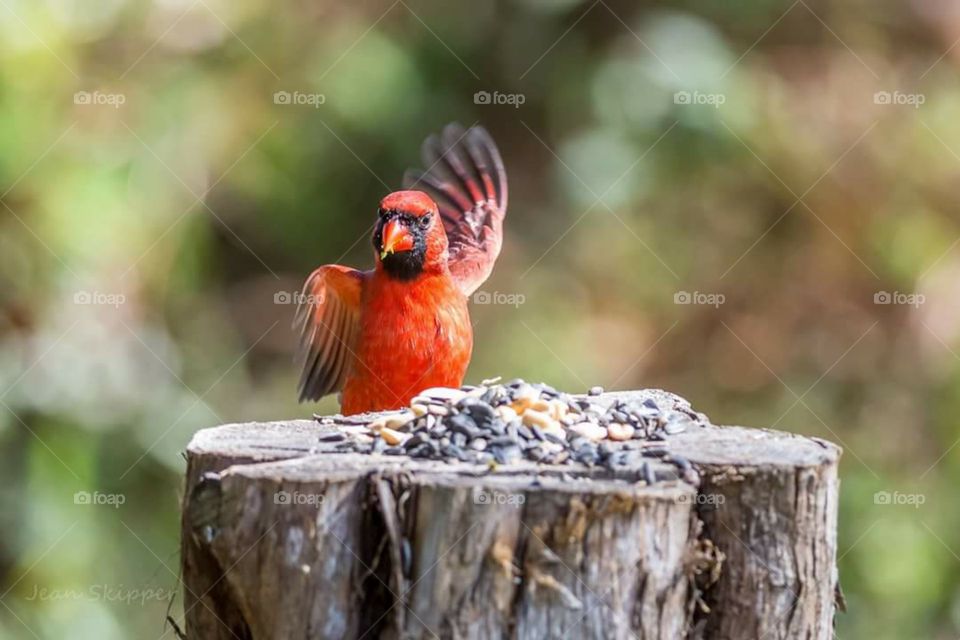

[294,265,365,402]
[403,123,508,296]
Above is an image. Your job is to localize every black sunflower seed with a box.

[642,462,656,485]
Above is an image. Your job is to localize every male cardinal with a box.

[294,123,508,415]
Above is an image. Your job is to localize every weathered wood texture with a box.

[180,390,841,640]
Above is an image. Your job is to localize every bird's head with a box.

[373,190,448,280]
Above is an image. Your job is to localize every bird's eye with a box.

[420,214,432,228]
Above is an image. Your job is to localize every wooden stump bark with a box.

[179,390,841,640]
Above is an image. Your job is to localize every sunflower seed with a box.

[569,422,607,441]
[606,423,635,441]
[544,432,566,446]
[381,427,409,446]
[521,408,556,431]
[421,387,468,402]
[411,403,428,417]
[642,462,656,485]
[492,444,522,464]
[403,435,426,449]
[526,446,546,461]
[668,454,691,472]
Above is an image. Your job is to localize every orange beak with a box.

[380,219,415,260]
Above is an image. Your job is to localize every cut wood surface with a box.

[179,389,841,640]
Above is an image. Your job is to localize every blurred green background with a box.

[0,0,957,637]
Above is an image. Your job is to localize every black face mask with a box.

[373,210,429,281]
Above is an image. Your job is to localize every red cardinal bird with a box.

[294,123,508,415]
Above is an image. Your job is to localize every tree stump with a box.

[179,389,841,640]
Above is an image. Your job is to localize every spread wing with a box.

[294,265,365,402]
[402,123,508,297]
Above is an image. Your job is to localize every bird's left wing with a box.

[294,265,365,402]
[402,123,508,297]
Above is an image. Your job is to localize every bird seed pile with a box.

[315,379,705,481]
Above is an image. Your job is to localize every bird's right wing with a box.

[294,265,365,402]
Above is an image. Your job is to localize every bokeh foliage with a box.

[1,0,959,637]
